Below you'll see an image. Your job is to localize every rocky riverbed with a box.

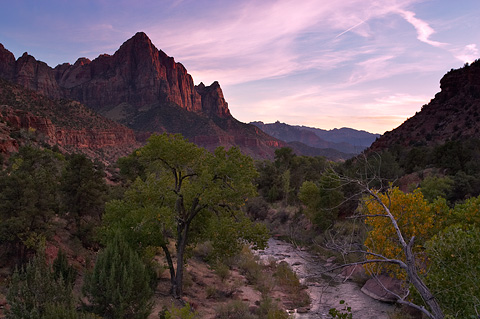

[256,238,395,319]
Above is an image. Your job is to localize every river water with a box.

[256,238,395,319]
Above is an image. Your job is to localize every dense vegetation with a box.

[1,137,479,318]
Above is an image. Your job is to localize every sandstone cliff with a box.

[0,79,139,163]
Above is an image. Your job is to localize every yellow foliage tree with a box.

[362,187,449,279]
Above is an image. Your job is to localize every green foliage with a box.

[274,262,310,308]
[52,250,77,288]
[42,303,99,319]
[450,194,480,226]
[0,146,64,258]
[6,248,76,319]
[299,171,344,230]
[256,148,328,204]
[237,246,263,285]
[82,233,154,319]
[159,303,199,319]
[245,196,270,220]
[419,175,454,203]
[256,295,291,319]
[117,151,146,182]
[105,133,268,296]
[328,300,352,319]
[60,153,107,225]
[424,225,480,318]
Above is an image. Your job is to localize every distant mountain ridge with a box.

[0,32,284,159]
[251,121,379,155]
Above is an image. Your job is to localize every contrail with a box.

[335,19,367,38]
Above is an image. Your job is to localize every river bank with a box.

[257,238,396,319]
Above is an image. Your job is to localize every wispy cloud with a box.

[397,9,446,47]
[145,0,423,85]
[454,44,479,63]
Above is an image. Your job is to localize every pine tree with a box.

[82,233,154,319]
[6,249,75,319]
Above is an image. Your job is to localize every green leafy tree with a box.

[0,146,64,261]
[6,248,76,319]
[419,176,454,203]
[424,225,480,318]
[82,233,154,319]
[60,153,107,225]
[299,171,344,230]
[103,133,268,297]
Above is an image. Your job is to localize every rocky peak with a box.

[0,44,16,80]
[74,57,91,66]
[14,52,62,98]
[195,81,231,118]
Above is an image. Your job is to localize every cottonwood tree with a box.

[103,133,268,298]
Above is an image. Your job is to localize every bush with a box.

[215,300,256,319]
[6,248,76,319]
[52,249,77,287]
[256,296,290,319]
[82,233,154,319]
[237,247,262,285]
[159,303,199,319]
[245,197,270,220]
[274,262,310,308]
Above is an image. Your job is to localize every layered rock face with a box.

[0,104,137,158]
[0,79,139,163]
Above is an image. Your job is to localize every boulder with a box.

[361,275,404,302]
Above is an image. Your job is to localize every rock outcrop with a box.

[369,60,480,151]
[0,79,139,163]
[195,81,230,118]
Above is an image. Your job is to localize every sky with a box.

[0,0,479,134]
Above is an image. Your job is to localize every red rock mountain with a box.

[0,32,283,159]
[369,60,480,152]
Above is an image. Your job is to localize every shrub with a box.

[215,300,256,319]
[82,233,154,319]
[159,303,199,319]
[52,249,77,287]
[6,248,76,319]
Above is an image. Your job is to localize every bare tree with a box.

[321,155,445,319]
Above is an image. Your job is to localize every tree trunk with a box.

[405,240,444,319]
[173,222,189,298]
[161,243,176,294]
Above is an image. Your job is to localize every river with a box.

[256,238,395,319]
